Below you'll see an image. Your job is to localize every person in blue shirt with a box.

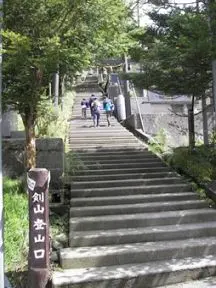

[103,95,114,127]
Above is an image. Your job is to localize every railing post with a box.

[27,168,50,288]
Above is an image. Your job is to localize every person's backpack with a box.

[81,100,87,108]
[103,98,113,112]
[104,101,112,111]
[92,99,100,113]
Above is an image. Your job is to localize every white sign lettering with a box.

[34,219,47,230]
[34,204,45,214]
[34,249,45,259]
[32,192,44,203]
[34,234,45,243]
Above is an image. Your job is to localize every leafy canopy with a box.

[3,0,133,115]
[127,8,211,97]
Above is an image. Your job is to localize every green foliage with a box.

[166,146,216,204]
[35,103,59,137]
[4,177,28,272]
[65,152,86,176]
[3,176,69,286]
[128,8,211,98]
[3,0,134,114]
[35,90,75,141]
[3,0,134,168]
[50,212,68,238]
[210,130,216,145]
[35,102,68,140]
[166,147,216,183]
[148,129,167,154]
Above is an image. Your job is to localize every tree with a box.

[3,0,133,169]
[126,8,212,148]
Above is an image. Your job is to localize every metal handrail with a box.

[130,82,145,133]
[117,76,123,95]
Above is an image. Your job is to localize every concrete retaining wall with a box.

[125,108,215,147]
[3,138,64,189]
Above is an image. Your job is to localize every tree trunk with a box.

[188,94,195,150]
[21,110,36,170]
[59,74,66,111]
[123,54,131,118]
[53,71,59,108]
[202,94,209,145]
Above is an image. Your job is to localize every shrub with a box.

[148,129,167,155]
[64,151,86,176]
[35,89,75,142]
[166,147,215,183]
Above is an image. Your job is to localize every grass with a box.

[164,145,216,204]
[4,176,69,287]
[165,146,216,183]
[4,177,28,273]
[147,129,216,202]
[148,130,216,185]
[3,177,28,287]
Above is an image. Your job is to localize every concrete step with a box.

[69,130,128,135]
[73,161,166,170]
[70,200,207,217]
[69,143,145,150]
[75,88,101,93]
[71,147,147,153]
[69,120,112,124]
[68,138,140,144]
[69,130,129,135]
[158,276,216,288]
[69,129,132,134]
[70,192,198,207]
[70,115,110,120]
[77,157,160,165]
[71,149,150,157]
[69,167,172,176]
[52,255,216,288]
[68,134,134,140]
[75,83,99,88]
[60,237,216,269]
[69,128,133,133]
[70,128,128,133]
[71,177,183,189]
[70,183,191,197]
[70,221,216,247]
[73,153,156,161]
[70,135,133,140]
[69,133,131,138]
[67,171,178,182]
[69,208,216,231]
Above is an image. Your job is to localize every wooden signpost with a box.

[27,168,50,288]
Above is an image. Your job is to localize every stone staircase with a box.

[52,76,216,288]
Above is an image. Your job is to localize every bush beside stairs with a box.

[52,76,216,288]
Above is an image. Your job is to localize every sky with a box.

[125,0,197,26]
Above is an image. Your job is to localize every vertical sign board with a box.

[0,0,4,287]
[28,168,50,288]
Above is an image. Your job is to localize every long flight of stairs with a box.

[52,76,216,288]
